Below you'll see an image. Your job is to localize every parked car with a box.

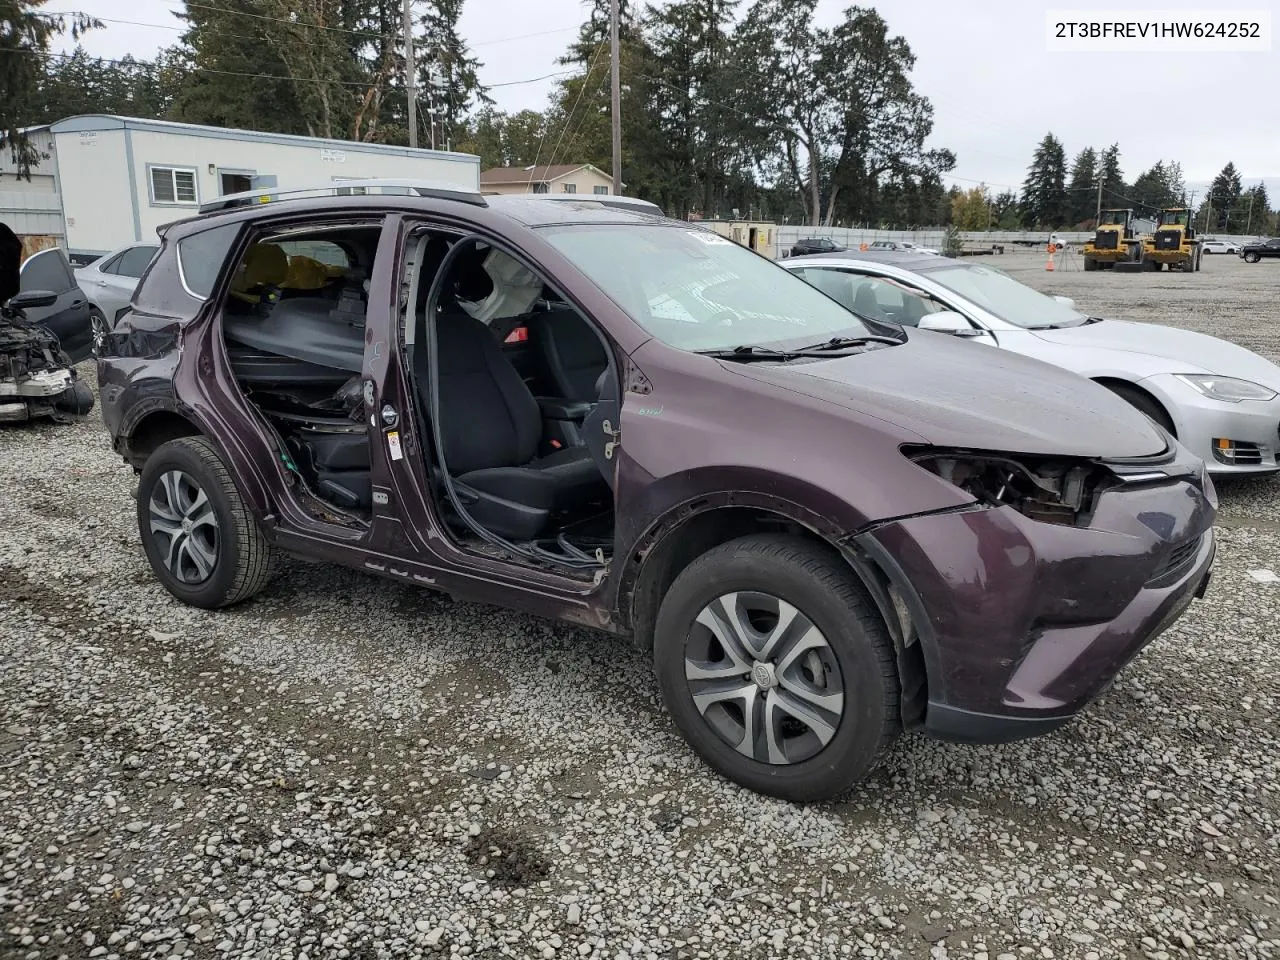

[868,239,941,255]
[785,249,1280,473]
[1240,238,1280,262]
[1200,239,1240,255]
[99,186,1215,801]
[788,236,845,257]
[75,242,160,351]
[18,247,94,363]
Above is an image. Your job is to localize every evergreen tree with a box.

[1065,147,1096,224]
[1129,160,1183,214]
[1096,143,1124,197]
[418,0,489,148]
[1019,133,1067,227]
[1208,161,1243,230]
[1,0,95,177]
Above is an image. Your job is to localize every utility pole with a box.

[1245,191,1255,235]
[403,0,417,149]
[609,0,622,196]
[1095,175,1104,223]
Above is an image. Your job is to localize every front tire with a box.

[89,308,108,357]
[1245,252,1261,263]
[136,436,276,609]
[653,534,899,802]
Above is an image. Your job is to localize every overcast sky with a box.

[56,0,1278,199]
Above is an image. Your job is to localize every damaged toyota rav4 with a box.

[98,184,1216,801]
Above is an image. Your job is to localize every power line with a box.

[5,45,577,95]
[542,40,608,178]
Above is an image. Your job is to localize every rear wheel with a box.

[653,534,899,802]
[1104,383,1176,436]
[137,436,276,609]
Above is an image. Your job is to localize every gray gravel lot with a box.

[2,251,1279,960]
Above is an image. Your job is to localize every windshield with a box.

[922,262,1087,328]
[542,224,875,351]
[1160,210,1190,227]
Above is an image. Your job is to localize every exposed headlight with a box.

[905,447,1112,526]
[1174,374,1277,403]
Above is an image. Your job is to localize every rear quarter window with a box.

[177,223,240,299]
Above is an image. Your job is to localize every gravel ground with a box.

[3,252,1279,960]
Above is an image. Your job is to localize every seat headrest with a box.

[236,243,289,291]
[281,255,334,290]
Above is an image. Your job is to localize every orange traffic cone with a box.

[1045,244,1056,271]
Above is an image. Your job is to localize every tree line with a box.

[4,0,959,227]
[977,132,1274,234]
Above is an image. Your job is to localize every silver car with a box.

[785,251,1280,475]
[74,243,158,352]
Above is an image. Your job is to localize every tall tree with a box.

[1,0,95,177]
[1065,146,1096,224]
[1020,133,1067,227]
[1208,161,1243,230]
[418,0,489,148]
[1129,160,1183,214]
[1241,182,1270,234]
[1096,142,1124,198]
[950,186,990,230]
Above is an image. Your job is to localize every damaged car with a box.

[98,186,1215,801]
[1,223,94,424]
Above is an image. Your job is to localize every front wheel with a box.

[136,436,276,609]
[653,534,899,802]
[89,308,108,357]
[1244,252,1261,263]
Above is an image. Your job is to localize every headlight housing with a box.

[906,447,1113,526]
[1174,374,1277,403]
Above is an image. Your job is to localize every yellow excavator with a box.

[1140,207,1202,272]
[1081,208,1151,271]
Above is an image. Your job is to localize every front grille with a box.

[1154,229,1182,251]
[1147,534,1203,586]
[1094,230,1119,250]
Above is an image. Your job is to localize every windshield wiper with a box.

[696,344,800,361]
[792,334,902,350]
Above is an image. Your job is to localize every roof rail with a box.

[198,178,487,215]
[509,193,663,216]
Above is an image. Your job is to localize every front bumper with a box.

[857,466,1216,744]
[1140,373,1280,475]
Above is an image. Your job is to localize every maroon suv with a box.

[98,186,1216,801]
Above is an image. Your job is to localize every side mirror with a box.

[8,289,58,310]
[918,310,979,336]
[1053,295,1076,308]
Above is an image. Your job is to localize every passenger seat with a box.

[525,307,609,402]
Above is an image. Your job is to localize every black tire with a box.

[136,436,276,609]
[1244,252,1260,263]
[1083,257,1097,272]
[89,308,108,357]
[1104,383,1176,436]
[653,534,899,802]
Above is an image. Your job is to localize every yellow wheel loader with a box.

[1140,207,1203,272]
[1081,209,1152,271]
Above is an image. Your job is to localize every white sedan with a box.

[74,242,159,352]
[1200,239,1241,254]
[784,252,1280,475]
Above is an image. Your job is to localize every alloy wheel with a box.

[90,311,107,356]
[684,591,845,765]
[148,470,219,584]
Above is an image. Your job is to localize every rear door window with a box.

[20,250,74,293]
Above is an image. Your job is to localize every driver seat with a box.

[427,311,608,540]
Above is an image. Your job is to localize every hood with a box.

[1030,319,1280,389]
[732,329,1167,459]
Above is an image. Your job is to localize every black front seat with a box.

[851,282,882,321]
[427,312,609,540]
[526,307,609,402]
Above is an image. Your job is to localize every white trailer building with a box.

[18,114,479,259]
